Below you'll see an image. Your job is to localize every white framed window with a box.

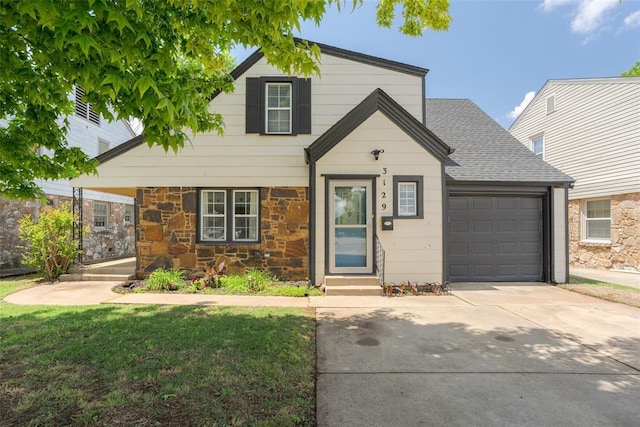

[124,204,133,225]
[201,190,227,241]
[393,176,423,219]
[199,189,260,243]
[583,199,611,242]
[98,138,110,155]
[265,82,292,134]
[75,86,100,126]
[398,182,417,216]
[546,94,555,114]
[233,190,259,241]
[94,203,108,229]
[532,135,544,158]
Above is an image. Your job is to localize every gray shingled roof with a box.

[426,99,573,185]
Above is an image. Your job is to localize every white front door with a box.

[328,180,373,274]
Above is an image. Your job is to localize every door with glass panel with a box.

[328,180,373,274]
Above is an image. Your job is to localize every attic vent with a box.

[546,95,555,115]
[75,86,101,126]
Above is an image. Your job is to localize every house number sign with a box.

[380,167,389,212]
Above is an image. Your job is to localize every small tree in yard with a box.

[18,202,80,281]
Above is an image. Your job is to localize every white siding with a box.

[510,78,640,200]
[73,52,424,190]
[315,111,443,285]
[553,187,568,283]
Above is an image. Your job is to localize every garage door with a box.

[448,196,543,282]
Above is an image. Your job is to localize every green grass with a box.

[569,275,640,293]
[0,276,316,426]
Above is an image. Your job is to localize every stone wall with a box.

[569,192,640,272]
[0,195,135,273]
[136,187,309,280]
[0,198,39,271]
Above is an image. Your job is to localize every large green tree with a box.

[0,0,450,199]
[622,60,640,77]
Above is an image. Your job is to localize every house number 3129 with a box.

[380,168,388,211]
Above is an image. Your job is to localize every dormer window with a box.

[246,77,311,135]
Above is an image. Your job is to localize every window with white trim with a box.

[94,203,108,229]
[98,138,110,155]
[584,199,611,242]
[124,204,133,225]
[75,86,100,126]
[199,189,259,242]
[532,135,544,158]
[393,176,423,219]
[266,82,292,134]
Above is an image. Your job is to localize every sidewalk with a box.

[570,266,640,289]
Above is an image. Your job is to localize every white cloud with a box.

[623,10,640,28]
[570,0,618,34]
[539,0,575,12]
[508,91,536,120]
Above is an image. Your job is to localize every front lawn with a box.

[0,276,316,426]
[559,276,640,308]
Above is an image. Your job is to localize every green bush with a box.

[145,268,187,291]
[18,202,80,281]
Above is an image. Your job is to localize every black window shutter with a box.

[245,78,260,133]
[297,78,312,134]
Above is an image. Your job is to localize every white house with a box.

[0,87,137,273]
[509,77,640,273]
[72,41,573,290]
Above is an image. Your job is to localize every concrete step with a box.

[324,276,381,287]
[324,285,382,296]
[59,273,134,282]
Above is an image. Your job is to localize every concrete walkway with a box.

[4,281,640,426]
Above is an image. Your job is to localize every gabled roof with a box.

[95,39,429,164]
[426,99,573,186]
[509,76,640,130]
[306,88,451,163]
[233,38,428,81]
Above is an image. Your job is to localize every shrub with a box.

[145,268,187,291]
[18,202,80,281]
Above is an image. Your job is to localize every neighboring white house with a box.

[509,77,640,273]
[72,40,573,288]
[0,87,137,273]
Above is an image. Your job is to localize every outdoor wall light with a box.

[370,149,384,160]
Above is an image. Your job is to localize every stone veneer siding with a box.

[136,187,309,280]
[0,195,135,272]
[569,192,640,272]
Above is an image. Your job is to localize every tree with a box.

[622,60,640,77]
[0,0,451,199]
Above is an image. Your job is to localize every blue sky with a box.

[234,0,639,129]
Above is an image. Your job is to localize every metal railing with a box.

[375,235,385,286]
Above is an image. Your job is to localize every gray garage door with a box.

[448,196,543,282]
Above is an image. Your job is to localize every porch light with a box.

[370,149,384,160]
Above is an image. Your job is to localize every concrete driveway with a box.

[317,283,640,426]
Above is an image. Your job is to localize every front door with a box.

[328,180,373,274]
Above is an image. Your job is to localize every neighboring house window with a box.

[75,86,100,126]
[546,95,555,114]
[532,135,544,158]
[199,189,260,242]
[245,77,311,135]
[98,138,110,155]
[393,176,423,218]
[94,203,109,229]
[124,204,133,225]
[584,199,611,242]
